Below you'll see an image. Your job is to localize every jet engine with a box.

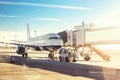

[16,46,25,54]
[16,45,28,57]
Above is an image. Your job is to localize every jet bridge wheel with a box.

[84,55,91,61]
[72,57,77,62]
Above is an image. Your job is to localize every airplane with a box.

[0,24,63,57]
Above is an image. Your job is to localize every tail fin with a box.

[27,24,31,40]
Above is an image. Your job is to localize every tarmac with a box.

[0,48,120,80]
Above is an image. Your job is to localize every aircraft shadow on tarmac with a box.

[78,60,104,62]
[11,56,120,80]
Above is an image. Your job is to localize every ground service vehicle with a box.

[59,48,79,62]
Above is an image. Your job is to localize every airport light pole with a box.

[82,21,86,53]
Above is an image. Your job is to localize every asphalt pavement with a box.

[0,48,120,80]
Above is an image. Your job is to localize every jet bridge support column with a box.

[88,45,110,61]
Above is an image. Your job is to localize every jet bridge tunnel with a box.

[65,26,120,61]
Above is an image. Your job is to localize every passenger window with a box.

[49,37,54,39]
[54,37,58,39]
[49,37,59,40]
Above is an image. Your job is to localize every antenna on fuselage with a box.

[27,24,31,40]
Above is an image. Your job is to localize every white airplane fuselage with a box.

[27,33,63,51]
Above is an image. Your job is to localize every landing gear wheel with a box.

[48,53,51,58]
[65,57,70,62]
[84,55,91,61]
[22,53,28,58]
[25,53,28,58]
[59,56,63,62]
[22,54,24,57]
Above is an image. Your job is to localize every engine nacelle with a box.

[16,46,25,55]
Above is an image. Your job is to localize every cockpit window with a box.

[49,37,60,40]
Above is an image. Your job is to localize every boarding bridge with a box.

[67,26,120,61]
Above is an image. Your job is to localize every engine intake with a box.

[17,46,25,54]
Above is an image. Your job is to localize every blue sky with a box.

[0,0,120,36]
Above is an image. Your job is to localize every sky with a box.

[0,0,120,37]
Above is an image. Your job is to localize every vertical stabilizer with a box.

[27,24,31,41]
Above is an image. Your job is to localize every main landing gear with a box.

[22,53,28,58]
[17,47,30,58]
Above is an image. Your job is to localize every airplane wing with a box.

[0,42,38,47]
[10,40,26,43]
[0,41,58,51]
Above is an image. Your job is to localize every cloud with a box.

[33,18,62,21]
[0,14,17,18]
[0,13,62,21]
[0,1,93,11]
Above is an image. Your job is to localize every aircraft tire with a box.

[22,54,24,57]
[48,53,51,58]
[59,56,63,62]
[25,53,28,58]
[22,53,28,58]
[49,54,54,60]
[65,57,70,62]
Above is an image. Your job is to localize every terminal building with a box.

[0,31,26,47]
